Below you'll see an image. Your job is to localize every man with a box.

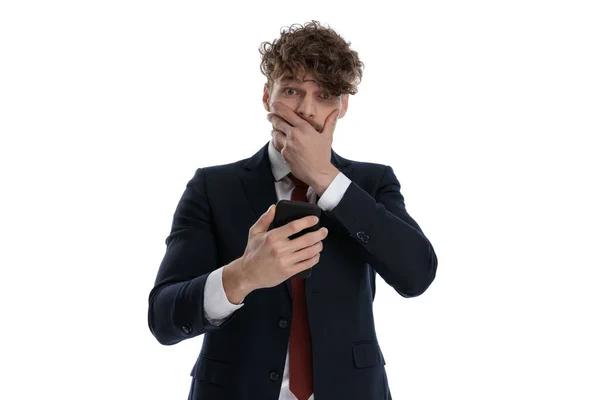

[148,20,437,400]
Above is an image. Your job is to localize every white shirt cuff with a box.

[204,266,245,325]
[317,172,352,212]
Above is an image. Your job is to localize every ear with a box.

[263,83,271,112]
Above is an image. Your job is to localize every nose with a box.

[295,96,315,120]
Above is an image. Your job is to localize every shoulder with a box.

[339,153,390,184]
[182,157,249,197]
[190,155,250,180]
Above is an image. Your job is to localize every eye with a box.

[283,87,334,100]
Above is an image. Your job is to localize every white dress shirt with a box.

[203,139,352,400]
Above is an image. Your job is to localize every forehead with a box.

[277,71,318,85]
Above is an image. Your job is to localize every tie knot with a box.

[287,173,308,189]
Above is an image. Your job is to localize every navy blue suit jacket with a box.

[148,141,437,399]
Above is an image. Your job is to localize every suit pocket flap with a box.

[190,355,232,386]
[352,341,386,369]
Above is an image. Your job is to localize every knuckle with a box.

[275,256,286,268]
[271,245,283,257]
[264,232,273,244]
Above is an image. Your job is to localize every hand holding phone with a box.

[238,201,327,293]
[267,200,322,279]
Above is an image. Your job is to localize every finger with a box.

[249,204,276,235]
[269,113,294,135]
[288,240,323,265]
[284,227,328,253]
[272,102,307,130]
[271,215,319,241]
[321,108,339,138]
[291,252,321,273]
[272,128,287,141]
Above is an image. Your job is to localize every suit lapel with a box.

[239,140,352,304]
[239,142,279,221]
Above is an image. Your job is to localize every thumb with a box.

[322,109,339,138]
[250,204,276,235]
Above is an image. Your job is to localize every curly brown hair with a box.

[259,20,365,97]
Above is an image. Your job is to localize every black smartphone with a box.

[267,199,321,279]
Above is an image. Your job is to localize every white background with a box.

[1,1,599,399]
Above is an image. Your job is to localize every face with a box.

[263,70,349,135]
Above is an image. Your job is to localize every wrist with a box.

[222,257,253,304]
[314,165,339,197]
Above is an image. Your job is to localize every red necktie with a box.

[287,173,313,400]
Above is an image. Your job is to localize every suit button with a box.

[181,324,192,334]
[356,231,370,243]
[278,319,289,329]
[269,371,280,381]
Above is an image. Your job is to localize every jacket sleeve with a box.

[326,165,437,297]
[148,168,240,345]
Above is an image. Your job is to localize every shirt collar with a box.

[268,138,291,182]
